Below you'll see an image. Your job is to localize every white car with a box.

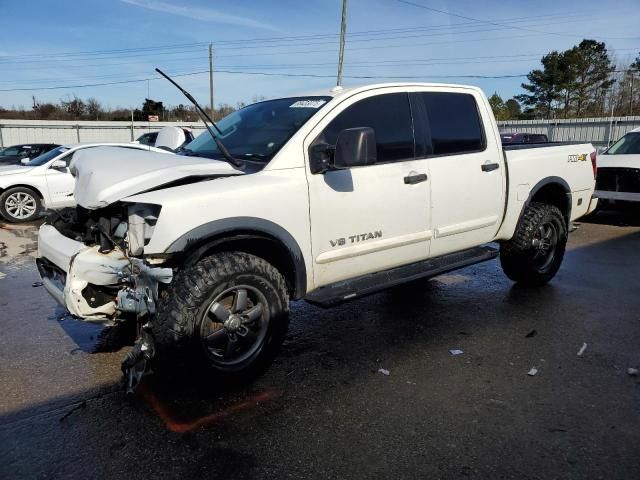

[595,127,640,205]
[0,142,169,223]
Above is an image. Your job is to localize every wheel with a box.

[154,252,289,382]
[500,202,568,286]
[0,187,42,223]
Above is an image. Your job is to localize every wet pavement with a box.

[1,212,639,479]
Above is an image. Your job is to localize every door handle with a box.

[404,173,428,184]
[481,162,500,172]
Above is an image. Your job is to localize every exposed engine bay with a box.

[37,205,174,390]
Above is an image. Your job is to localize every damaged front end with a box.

[37,203,173,391]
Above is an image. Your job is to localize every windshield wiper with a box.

[155,68,243,169]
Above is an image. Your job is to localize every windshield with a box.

[26,146,69,166]
[183,96,331,162]
[605,132,640,155]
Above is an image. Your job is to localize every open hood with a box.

[72,146,243,209]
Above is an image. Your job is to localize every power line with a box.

[0,57,546,86]
[2,66,636,92]
[0,10,590,62]
[395,0,638,40]
[0,69,529,92]
[0,14,603,66]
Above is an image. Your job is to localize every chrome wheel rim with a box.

[5,192,37,220]
[199,285,269,367]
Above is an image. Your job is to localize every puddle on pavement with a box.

[50,306,136,354]
[0,221,40,271]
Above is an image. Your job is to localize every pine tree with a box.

[564,40,615,116]
[516,51,566,118]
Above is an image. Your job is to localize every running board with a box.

[305,245,499,308]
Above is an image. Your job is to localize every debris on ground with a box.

[525,329,537,338]
[527,367,538,376]
[628,368,639,376]
[577,343,588,357]
[32,281,43,287]
[377,368,390,376]
[449,349,464,356]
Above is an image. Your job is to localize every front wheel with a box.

[0,187,42,223]
[500,202,568,286]
[154,252,289,382]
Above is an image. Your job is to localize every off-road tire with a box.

[500,202,567,286]
[154,252,289,382]
[0,186,42,223]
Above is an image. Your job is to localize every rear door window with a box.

[319,93,415,163]
[418,92,485,156]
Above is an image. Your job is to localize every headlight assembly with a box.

[127,203,162,256]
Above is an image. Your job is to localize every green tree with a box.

[517,51,566,118]
[488,92,509,120]
[134,98,164,121]
[505,98,522,119]
[564,40,615,116]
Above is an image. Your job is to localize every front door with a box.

[305,91,432,288]
[45,151,76,208]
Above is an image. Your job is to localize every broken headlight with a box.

[126,203,162,256]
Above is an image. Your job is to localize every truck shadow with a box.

[581,207,640,227]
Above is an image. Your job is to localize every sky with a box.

[0,0,638,112]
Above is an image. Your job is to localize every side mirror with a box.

[333,127,377,169]
[20,158,30,165]
[50,159,67,171]
[309,142,333,174]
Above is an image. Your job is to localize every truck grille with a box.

[596,167,640,193]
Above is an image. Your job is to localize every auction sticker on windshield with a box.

[290,99,327,108]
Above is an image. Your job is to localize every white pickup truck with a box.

[35,83,597,387]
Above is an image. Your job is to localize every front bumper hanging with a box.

[37,224,173,390]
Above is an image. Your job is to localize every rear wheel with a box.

[0,187,42,223]
[500,202,567,286]
[154,252,289,382]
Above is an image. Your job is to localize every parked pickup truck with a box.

[35,83,598,387]
[594,127,640,206]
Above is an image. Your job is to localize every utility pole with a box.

[336,0,348,86]
[209,43,215,119]
[630,73,635,117]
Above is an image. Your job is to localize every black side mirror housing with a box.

[333,127,376,169]
[309,142,333,174]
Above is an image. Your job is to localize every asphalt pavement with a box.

[1,211,639,479]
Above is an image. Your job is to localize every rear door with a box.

[305,90,432,288]
[415,90,505,257]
